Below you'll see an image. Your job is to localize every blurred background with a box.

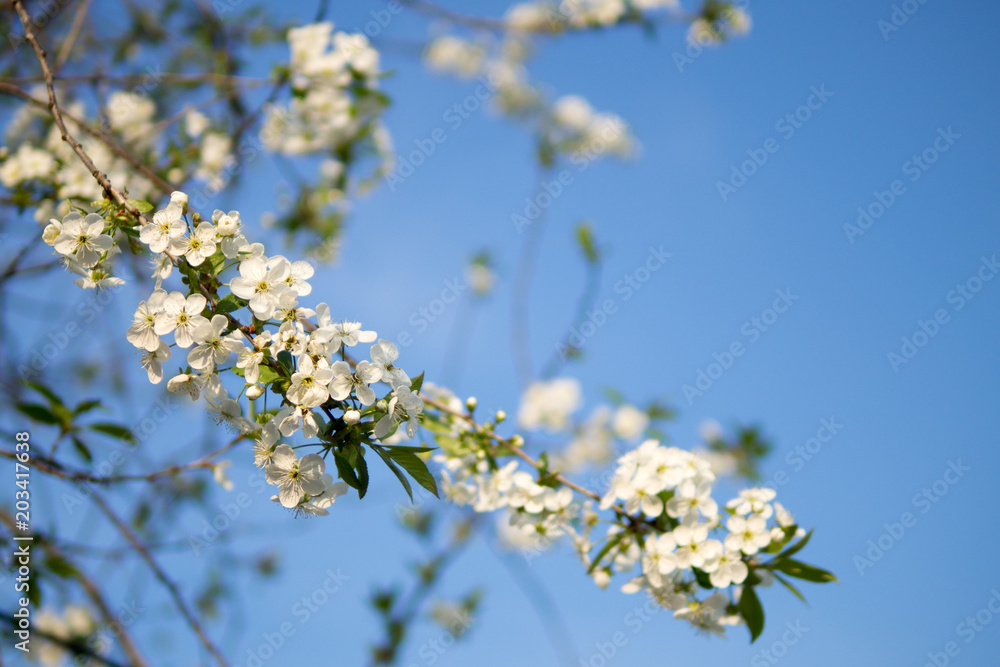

[2,0,999,665]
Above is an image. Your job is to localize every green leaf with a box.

[575,221,599,263]
[740,585,765,642]
[587,531,625,575]
[387,449,439,498]
[70,436,92,463]
[374,447,413,502]
[126,198,153,213]
[409,371,424,394]
[28,382,64,407]
[257,365,282,385]
[214,293,246,315]
[772,559,838,584]
[45,554,77,579]
[777,528,813,560]
[26,572,41,608]
[356,452,370,500]
[333,453,360,490]
[276,350,294,374]
[88,422,136,444]
[73,399,102,415]
[16,402,59,425]
[773,572,808,605]
[384,445,435,454]
[602,387,626,406]
[692,567,714,590]
[207,251,228,276]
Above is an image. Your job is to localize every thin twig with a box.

[0,611,128,667]
[0,510,151,667]
[88,490,231,667]
[54,0,92,73]
[0,81,174,196]
[510,172,552,388]
[0,433,246,484]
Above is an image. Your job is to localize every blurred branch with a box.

[510,171,553,388]
[88,490,231,667]
[0,509,151,667]
[0,611,128,667]
[0,433,246,484]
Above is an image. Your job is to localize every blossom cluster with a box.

[32,605,101,666]
[263,22,392,177]
[420,32,635,161]
[34,181,822,638]
[0,90,234,224]
[502,0,681,32]
[40,190,431,516]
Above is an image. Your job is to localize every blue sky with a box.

[5,0,1000,665]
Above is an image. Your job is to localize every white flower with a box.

[150,253,173,288]
[727,487,776,518]
[171,221,217,267]
[229,255,292,320]
[553,95,594,132]
[517,378,582,432]
[665,480,718,522]
[254,420,281,467]
[206,396,255,433]
[275,405,321,439]
[284,259,314,296]
[287,356,333,408]
[724,514,771,555]
[73,268,125,291]
[329,360,382,405]
[705,549,749,588]
[773,501,795,527]
[323,318,377,351]
[52,212,113,268]
[671,523,723,570]
[642,533,678,587]
[622,574,687,611]
[188,314,242,370]
[236,333,269,384]
[154,292,209,348]
[42,217,63,245]
[212,460,234,491]
[167,373,201,400]
[185,109,210,137]
[374,386,423,439]
[612,404,649,440]
[293,477,350,516]
[673,592,730,637]
[126,290,167,351]
[213,209,247,258]
[369,339,410,389]
[424,36,486,78]
[265,445,327,508]
[140,340,171,384]
[141,206,186,254]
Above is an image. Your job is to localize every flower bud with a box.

[510,435,524,448]
[245,384,263,400]
[495,410,506,423]
[344,410,361,425]
[169,190,189,212]
[465,396,478,411]
[216,214,238,236]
